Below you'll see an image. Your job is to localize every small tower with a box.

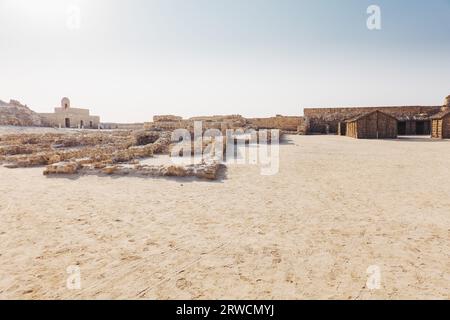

[441,95,450,112]
[61,97,70,110]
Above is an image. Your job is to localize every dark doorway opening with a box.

[80,120,84,128]
[416,121,425,135]
[65,118,70,128]
[398,121,406,135]
[338,122,347,136]
[89,121,93,128]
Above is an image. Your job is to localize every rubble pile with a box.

[0,129,222,180]
[44,159,223,180]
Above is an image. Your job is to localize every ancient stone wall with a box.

[304,106,442,134]
[247,116,304,132]
[101,123,144,130]
[153,115,183,122]
[145,114,304,133]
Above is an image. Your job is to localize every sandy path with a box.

[0,135,449,299]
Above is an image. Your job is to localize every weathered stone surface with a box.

[102,166,119,175]
[0,129,173,168]
[0,99,42,126]
[145,114,299,134]
[43,162,79,175]
[42,160,222,180]
[247,115,303,132]
[47,154,61,164]
[194,161,222,180]
[165,165,187,177]
[153,115,183,122]
[0,124,231,180]
[0,145,37,156]
[133,130,160,146]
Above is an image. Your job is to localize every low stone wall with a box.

[101,123,144,130]
[44,160,222,180]
[247,116,304,132]
[153,115,183,122]
[145,114,304,133]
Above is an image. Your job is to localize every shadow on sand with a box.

[395,136,447,143]
[280,135,296,145]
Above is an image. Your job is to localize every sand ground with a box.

[0,134,449,299]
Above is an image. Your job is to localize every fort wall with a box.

[144,115,305,133]
[304,106,442,134]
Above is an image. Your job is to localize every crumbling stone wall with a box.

[0,129,225,180]
[153,115,183,122]
[145,114,304,133]
[304,106,442,134]
[101,123,144,130]
[247,115,304,132]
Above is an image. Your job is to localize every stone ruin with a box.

[0,130,222,180]
[304,105,444,135]
[0,99,42,126]
[0,106,291,180]
[0,130,284,180]
[145,114,304,134]
[0,118,285,179]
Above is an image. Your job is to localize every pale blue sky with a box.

[1,0,449,122]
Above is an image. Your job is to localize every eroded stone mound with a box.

[0,99,42,126]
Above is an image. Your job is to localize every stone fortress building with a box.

[303,105,443,135]
[39,97,100,129]
[301,94,450,139]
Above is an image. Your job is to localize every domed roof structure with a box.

[61,97,70,109]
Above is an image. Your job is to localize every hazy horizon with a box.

[1,0,449,123]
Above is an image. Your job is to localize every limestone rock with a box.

[43,162,79,175]
[0,145,35,156]
[47,154,61,165]
[153,115,183,122]
[102,166,119,175]
[0,99,42,126]
[133,130,160,146]
[165,165,187,177]
[195,161,222,180]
